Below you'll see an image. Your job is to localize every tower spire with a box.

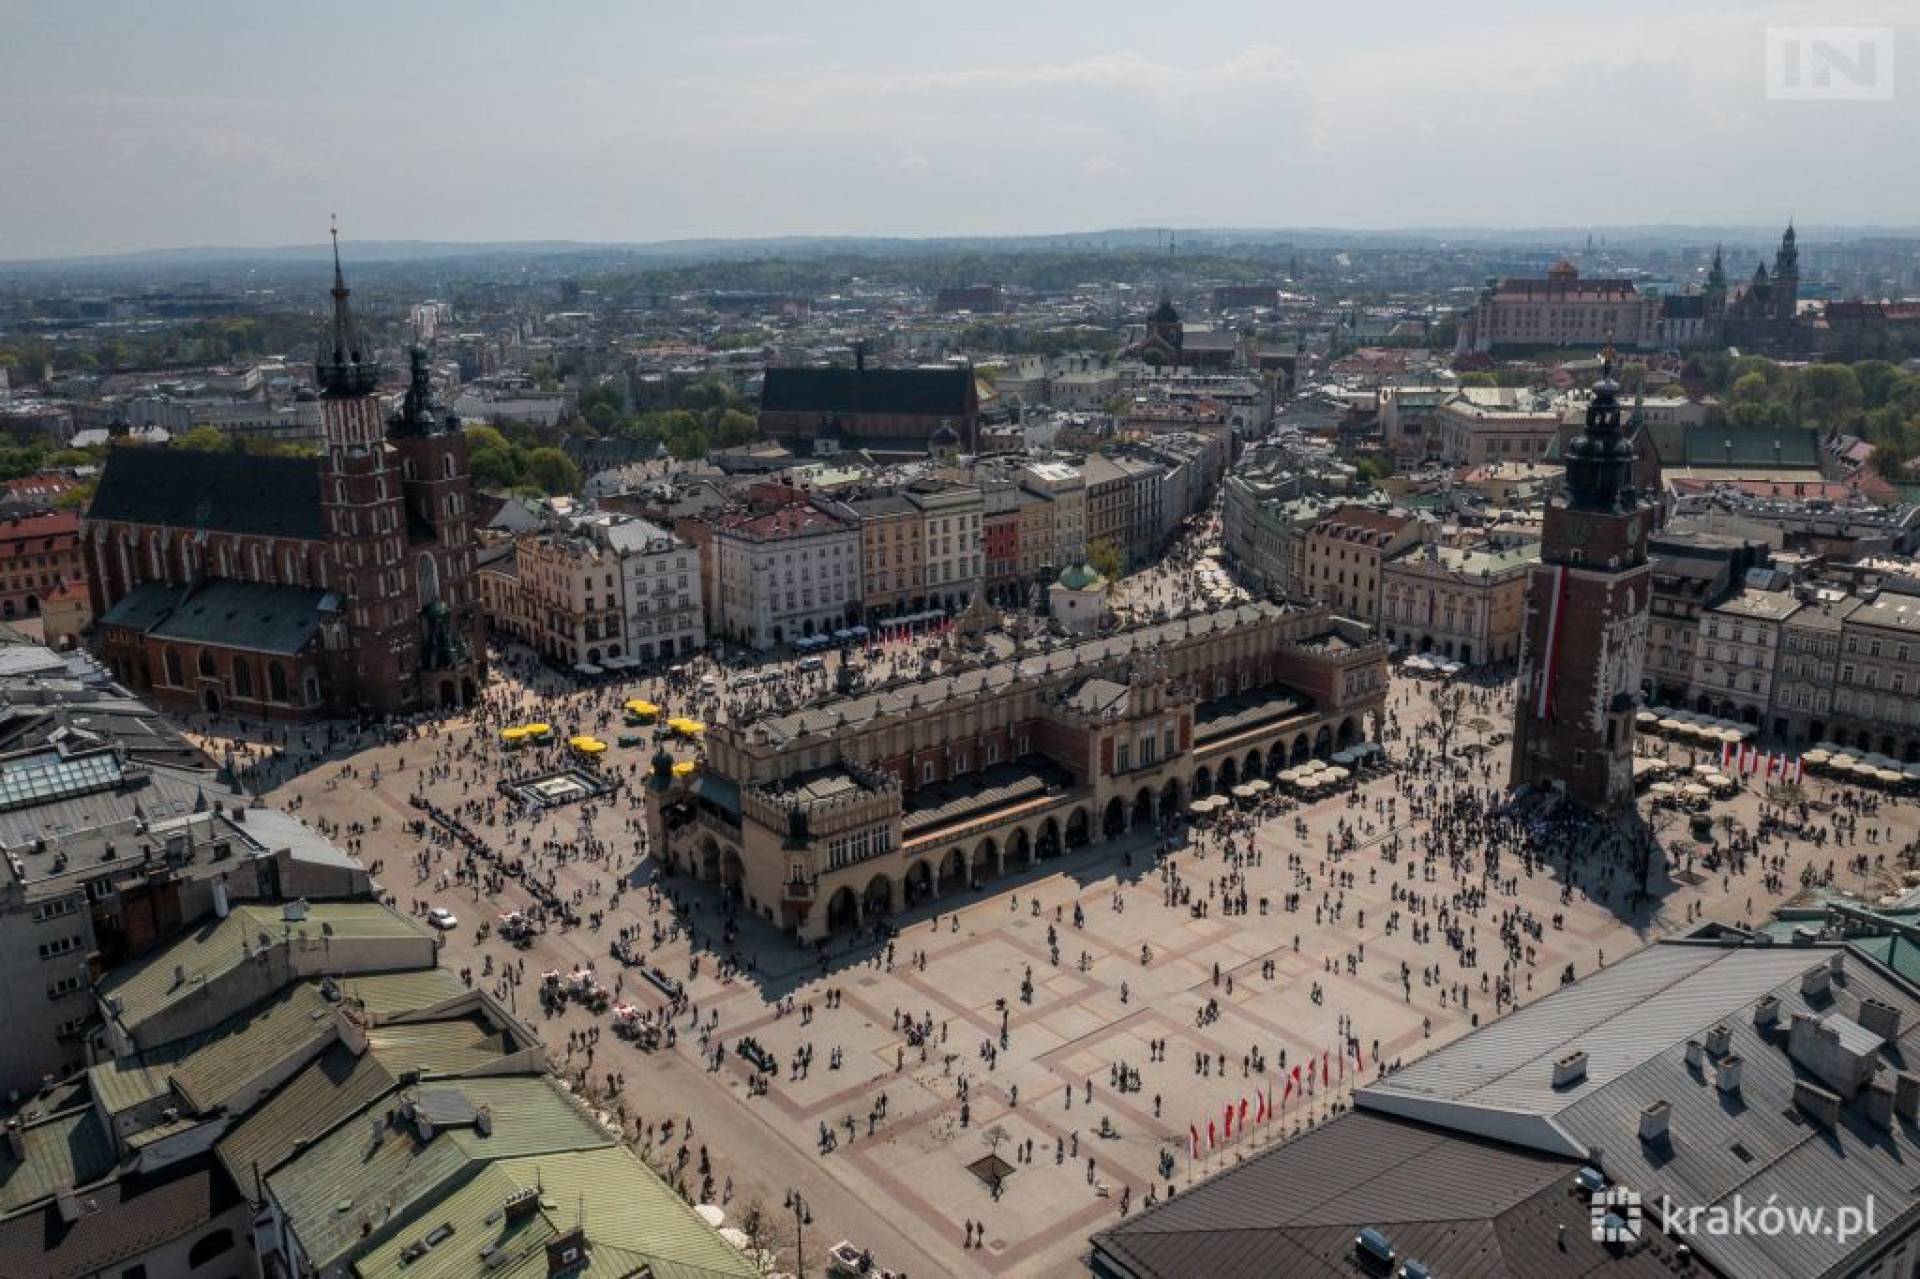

[316,217,379,398]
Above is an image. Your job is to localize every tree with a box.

[524,447,581,495]
[1088,540,1125,587]
[1619,362,1649,394]
[1793,364,1864,429]
[176,425,231,453]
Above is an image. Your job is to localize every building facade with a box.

[1299,505,1421,626]
[711,501,860,648]
[1456,260,1662,353]
[1380,541,1536,665]
[0,509,84,620]
[645,600,1387,942]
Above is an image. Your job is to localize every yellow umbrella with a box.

[668,718,705,737]
[625,698,660,716]
[525,723,553,737]
[569,735,606,753]
[501,726,529,742]
[671,760,699,777]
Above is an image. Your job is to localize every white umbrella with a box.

[1683,783,1711,800]
[1636,711,1657,725]
[1324,766,1351,783]
[1246,779,1272,795]
[1802,749,1831,766]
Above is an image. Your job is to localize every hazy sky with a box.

[1,0,1915,258]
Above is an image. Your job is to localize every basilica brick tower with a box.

[1509,349,1652,812]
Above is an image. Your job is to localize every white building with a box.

[711,502,860,648]
[1021,461,1087,571]
[594,514,705,662]
[905,481,984,613]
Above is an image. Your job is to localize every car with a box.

[797,656,825,672]
[427,907,459,930]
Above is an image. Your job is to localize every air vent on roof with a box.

[1552,1049,1589,1088]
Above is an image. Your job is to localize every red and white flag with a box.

[1223,1103,1234,1140]
[1189,1124,1200,1159]
[1721,740,1736,770]
[1353,1040,1365,1071]
[1794,756,1805,784]
[1238,1097,1250,1131]
[1283,1066,1299,1104]
[1207,1119,1217,1150]
[1321,1051,1331,1088]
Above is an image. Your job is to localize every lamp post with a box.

[785,1189,811,1276]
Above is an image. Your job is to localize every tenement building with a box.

[83,243,486,716]
[644,599,1387,941]
[1510,357,1653,812]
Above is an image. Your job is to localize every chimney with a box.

[475,1105,493,1138]
[369,1114,386,1152]
[1831,952,1847,977]
[1864,1080,1897,1130]
[1857,998,1902,1041]
[1754,994,1781,1029]
[1714,1055,1744,1095]
[1705,1024,1733,1057]
[4,1120,22,1161]
[546,1227,589,1277]
[1552,1050,1589,1088]
[1896,1073,1920,1122]
[503,1186,542,1226]
[1802,966,1831,1000]
[1795,1079,1843,1128]
[212,878,229,920]
[1638,1100,1671,1144]
[1684,1039,1704,1070]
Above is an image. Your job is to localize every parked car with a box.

[427,906,459,930]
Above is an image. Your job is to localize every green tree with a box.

[524,447,581,495]
[176,425,231,452]
[1088,539,1125,586]
[1793,364,1864,429]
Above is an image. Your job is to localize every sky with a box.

[1,0,1916,258]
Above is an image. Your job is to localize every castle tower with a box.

[1509,347,1653,813]
[1773,222,1800,323]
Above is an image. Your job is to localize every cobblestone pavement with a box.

[231,658,1910,1279]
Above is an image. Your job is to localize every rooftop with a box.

[97,902,434,1045]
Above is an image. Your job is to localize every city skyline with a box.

[1,0,1915,258]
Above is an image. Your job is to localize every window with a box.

[38,935,83,960]
[232,659,253,698]
[197,650,215,679]
[269,663,288,702]
[164,648,183,686]
[47,974,83,1000]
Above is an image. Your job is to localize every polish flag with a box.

[1207,1119,1217,1150]
[1255,1090,1267,1125]
[1238,1097,1250,1130]
[1223,1103,1234,1140]
[1283,1066,1299,1103]
[1189,1124,1200,1159]
[1721,740,1736,770]
[1353,1040,1365,1071]
[1794,756,1805,784]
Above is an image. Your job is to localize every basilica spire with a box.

[316,217,380,398]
